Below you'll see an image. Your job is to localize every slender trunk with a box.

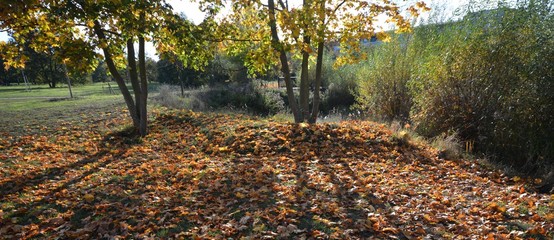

[63,65,74,99]
[298,0,312,122]
[108,82,114,94]
[299,36,310,121]
[268,0,301,122]
[181,75,186,97]
[93,20,140,129]
[50,61,57,88]
[308,0,326,123]
[138,36,148,136]
[21,70,31,91]
[127,39,141,117]
[309,41,325,123]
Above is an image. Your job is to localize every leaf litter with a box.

[0,107,552,239]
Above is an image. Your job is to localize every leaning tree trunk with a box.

[268,0,301,122]
[63,65,74,99]
[93,20,141,132]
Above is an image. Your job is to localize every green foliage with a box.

[156,58,203,87]
[412,3,554,170]
[91,62,109,83]
[195,83,285,116]
[354,35,413,122]
[315,54,357,114]
[0,56,23,86]
[203,52,249,85]
[354,1,554,173]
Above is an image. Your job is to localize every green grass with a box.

[0,82,161,135]
[0,82,160,112]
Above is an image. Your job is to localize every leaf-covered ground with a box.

[1,107,552,239]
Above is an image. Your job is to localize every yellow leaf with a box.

[84,194,94,203]
[235,192,246,199]
[86,20,95,28]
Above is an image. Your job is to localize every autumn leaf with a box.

[0,108,552,239]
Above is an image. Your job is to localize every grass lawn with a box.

[0,83,120,111]
[0,84,552,239]
[0,82,163,135]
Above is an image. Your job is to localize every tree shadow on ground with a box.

[3,111,550,239]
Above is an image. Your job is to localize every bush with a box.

[155,84,185,109]
[352,1,553,176]
[409,2,554,173]
[354,35,413,122]
[195,82,285,116]
[314,54,357,115]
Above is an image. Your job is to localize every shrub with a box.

[352,1,553,176]
[155,84,184,109]
[195,82,285,116]
[315,54,358,114]
[409,2,554,173]
[354,35,413,122]
[431,132,462,160]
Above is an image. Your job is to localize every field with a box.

[0,85,553,239]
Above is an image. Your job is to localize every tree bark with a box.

[268,0,301,122]
[138,36,148,136]
[63,65,73,99]
[299,35,311,122]
[127,38,142,119]
[93,20,140,130]
[309,41,325,123]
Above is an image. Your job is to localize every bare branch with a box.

[325,0,348,25]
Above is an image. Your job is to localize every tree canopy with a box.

[209,0,429,122]
[0,0,213,136]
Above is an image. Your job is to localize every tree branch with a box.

[325,0,348,25]
[206,37,261,42]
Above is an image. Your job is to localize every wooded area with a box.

[1,0,553,238]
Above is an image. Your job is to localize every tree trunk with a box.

[268,0,301,122]
[93,20,141,131]
[181,75,186,98]
[308,0,326,123]
[63,65,73,99]
[21,70,31,91]
[298,0,312,122]
[309,41,325,123]
[138,36,148,136]
[49,61,56,88]
[299,35,311,122]
[127,39,141,117]
[127,38,148,137]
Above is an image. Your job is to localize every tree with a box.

[0,0,211,136]
[92,61,109,83]
[144,57,158,83]
[211,0,428,123]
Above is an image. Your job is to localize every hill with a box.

[0,107,552,239]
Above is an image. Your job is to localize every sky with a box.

[1,0,469,59]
